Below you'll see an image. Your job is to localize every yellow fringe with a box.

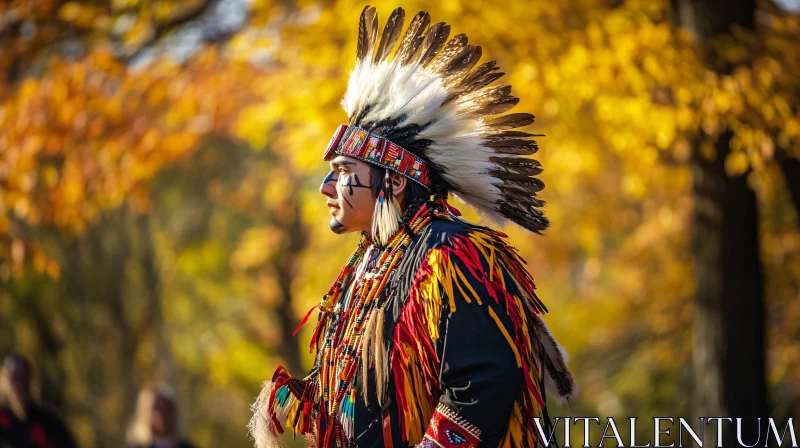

[398,343,434,445]
[286,399,303,435]
[506,402,525,448]
[407,230,549,448]
[417,259,444,340]
[452,259,481,305]
[488,306,522,368]
[426,249,456,311]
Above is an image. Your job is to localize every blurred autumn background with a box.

[1,0,799,446]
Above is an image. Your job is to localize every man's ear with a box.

[389,171,407,199]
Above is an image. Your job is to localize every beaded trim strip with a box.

[267,204,438,447]
[323,124,431,188]
[419,403,481,448]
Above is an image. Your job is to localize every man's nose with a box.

[320,179,337,199]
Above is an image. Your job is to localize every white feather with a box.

[248,380,286,448]
[339,33,511,227]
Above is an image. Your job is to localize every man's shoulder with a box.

[419,214,508,253]
[419,214,493,247]
[426,214,471,238]
[27,405,63,423]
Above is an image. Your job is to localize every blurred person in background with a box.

[0,353,77,448]
[249,6,576,448]
[126,385,196,448]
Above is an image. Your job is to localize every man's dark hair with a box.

[3,353,32,378]
[368,165,431,219]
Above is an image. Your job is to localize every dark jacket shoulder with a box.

[386,215,491,317]
[415,214,481,251]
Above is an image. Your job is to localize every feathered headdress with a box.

[324,5,549,239]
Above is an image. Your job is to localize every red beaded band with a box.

[419,403,481,448]
[323,124,431,188]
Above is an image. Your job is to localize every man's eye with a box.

[338,167,347,174]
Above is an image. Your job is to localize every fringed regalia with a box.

[250,6,577,448]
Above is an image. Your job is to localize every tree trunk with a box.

[273,190,308,376]
[672,1,769,446]
[691,131,767,446]
[137,211,172,383]
[776,150,800,218]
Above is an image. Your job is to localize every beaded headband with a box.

[323,124,431,188]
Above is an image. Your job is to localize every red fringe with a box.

[391,228,549,447]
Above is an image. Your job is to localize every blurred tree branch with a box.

[122,0,215,62]
[776,149,800,218]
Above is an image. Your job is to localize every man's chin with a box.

[329,217,349,234]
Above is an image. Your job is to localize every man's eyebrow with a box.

[331,159,357,168]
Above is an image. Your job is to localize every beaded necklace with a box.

[308,203,434,447]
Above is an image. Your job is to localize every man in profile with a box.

[126,385,197,448]
[249,6,577,447]
[0,353,77,448]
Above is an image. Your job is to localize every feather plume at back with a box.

[341,6,550,234]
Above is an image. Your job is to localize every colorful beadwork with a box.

[263,203,439,447]
[323,124,431,188]
[260,199,554,448]
[420,403,481,448]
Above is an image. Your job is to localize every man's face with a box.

[319,155,375,234]
[1,359,32,408]
[151,394,176,438]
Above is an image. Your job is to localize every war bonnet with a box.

[324,5,550,239]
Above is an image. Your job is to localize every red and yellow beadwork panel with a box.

[323,124,431,187]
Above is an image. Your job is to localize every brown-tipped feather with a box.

[503,191,546,207]
[491,169,541,181]
[443,45,482,87]
[445,45,482,74]
[459,95,519,116]
[487,139,539,155]
[461,61,498,85]
[500,183,545,198]
[444,70,504,105]
[395,11,431,65]
[419,22,451,67]
[427,33,468,74]
[458,84,511,105]
[447,82,508,108]
[483,130,544,139]
[499,204,545,229]
[499,190,545,209]
[486,112,536,129]
[532,313,577,402]
[490,155,542,168]
[497,199,549,234]
[357,6,378,61]
[367,9,379,59]
[500,176,545,193]
[490,157,544,178]
[401,34,428,65]
[462,71,505,92]
[454,61,504,95]
[374,8,405,63]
